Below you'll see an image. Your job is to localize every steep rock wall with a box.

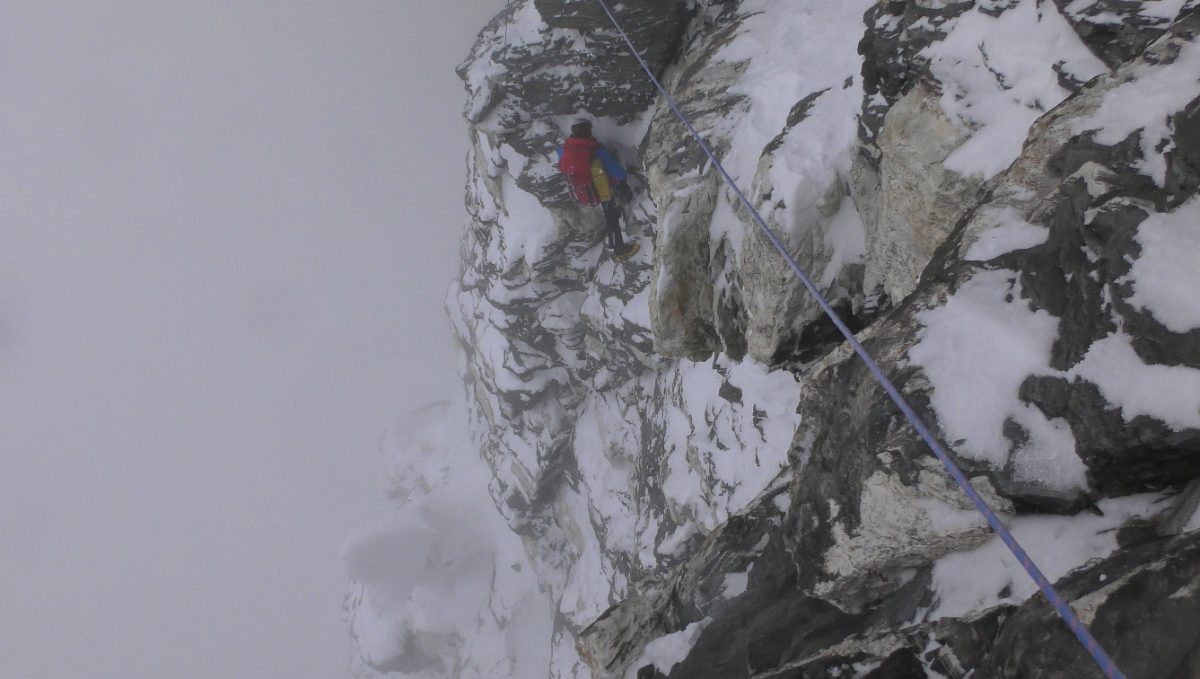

[346,1,1200,677]
[590,6,1200,678]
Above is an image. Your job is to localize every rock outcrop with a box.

[346,1,1200,677]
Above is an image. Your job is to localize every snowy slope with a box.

[341,400,553,678]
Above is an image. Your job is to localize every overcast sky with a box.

[0,2,503,677]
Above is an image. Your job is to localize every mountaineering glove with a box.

[613,182,633,204]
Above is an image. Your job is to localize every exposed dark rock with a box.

[717,378,743,404]
[1022,376,1200,495]
[782,319,1011,612]
[863,648,926,678]
[462,0,693,127]
[1159,479,1200,535]
[927,607,1013,678]
[976,532,1200,679]
[659,531,870,679]
[1165,96,1200,203]
[857,0,975,150]
[579,482,798,676]
[1051,0,1194,69]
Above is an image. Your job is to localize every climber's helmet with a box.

[570,119,593,138]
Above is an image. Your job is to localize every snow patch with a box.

[710,0,873,251]
[1185,504,1200,533]
[909,270,1087,492]
[660,356,802,531]
[1069,332,1200,431]
[1139,0,1189,21]
[925,0,1107,179]
[964,207,1050,261]
[342,400,554,679]
[625,618,713,679]
[721,570,750,599]
[1126,195,1200,332]
[498,173,559,268]
[928,493,1165,619]
[1073,39,1200,186]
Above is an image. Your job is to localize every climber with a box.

[557,119,640,261]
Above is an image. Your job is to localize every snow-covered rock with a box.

[347,2,1200,677]
[643,0,877,365]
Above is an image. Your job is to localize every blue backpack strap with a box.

[594,146,627,182]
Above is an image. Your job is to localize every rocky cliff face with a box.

[346,1,1200,677]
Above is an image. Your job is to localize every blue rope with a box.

[591,1,1126,677]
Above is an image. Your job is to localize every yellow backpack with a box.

[590,158,613,202]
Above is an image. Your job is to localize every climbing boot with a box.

[614,241,640,262]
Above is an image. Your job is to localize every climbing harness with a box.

[590,1,1127,677]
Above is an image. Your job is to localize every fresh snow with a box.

[709,192,745,263]
[1126,196,1200,332]
[963,206,1050,261]
[462,1,549,124]
[908,269,1088,492]
[927,493,1167,620]
[557,482,627,628]
[913,193,1200,494]
[657,521,699,557]
[926,0,1107,180]
[721,569,750,598]
[498,172,560,268]
[571,392,646,561]
[1068,332,1200,431]
[625,618,713,679]
[1074,39,1200,186]
[1185,502,1200,533]
[1139,0,1189,21]
[707,0,873,259]
[660,356,802,531]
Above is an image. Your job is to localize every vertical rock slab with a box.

[642,0,876,365]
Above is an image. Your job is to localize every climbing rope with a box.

[590,1,1127,677]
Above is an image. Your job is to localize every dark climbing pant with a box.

[601,200,627,252]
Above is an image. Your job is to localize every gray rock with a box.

[1158,478,1200,536]
[991,17,1200,495]
[975,531,1200,679]
[779,9,1200,619]
[783,323,1012,613]
[642,2,876,366]
[864,81,983,304]
[857,0,975,151]
[641,4,751,361]
[578,480,795,678]
[1051,0,1195,69]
